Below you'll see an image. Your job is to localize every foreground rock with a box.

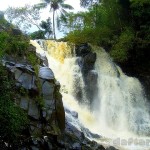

[75,43,98,107]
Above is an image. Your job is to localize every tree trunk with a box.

[53,9,56,40]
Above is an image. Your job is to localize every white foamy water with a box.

[30,40,150,150]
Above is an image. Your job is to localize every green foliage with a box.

[64,0,149,68]
[40,17,52,38]
[65,0,127,45]
[29,18,52,39]
[27,52,39,66]
[0,64,28,143]
[30,30,45,39]
[110,28,134,62]
[0,17,30,57]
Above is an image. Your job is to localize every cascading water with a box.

[30,40,150,150]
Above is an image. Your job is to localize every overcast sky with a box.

[0,0,83,38]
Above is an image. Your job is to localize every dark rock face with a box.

[58,108,105,150]
[76,43,91,57]
[138,75,150,101]
[2,56,65,149]
[75,43,98,106]
[39,67,54,81]
[106,146,119,150]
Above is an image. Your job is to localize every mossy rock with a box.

[55,91,65,132]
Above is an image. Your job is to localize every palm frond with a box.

[61,8,67,15]
[61,4,74,10]
[43,0,51,3]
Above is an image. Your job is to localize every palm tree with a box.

[35,0,73,39]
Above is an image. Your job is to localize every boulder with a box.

[42,81,54,100]
[39,67,54,81]
[18,73,33,90]
[106,146,118,150]
[75,43,91,57]
[14,68,23,80]
[82,52,96,75]
[20,97,29,110]
[28,99,40,120]
[15,64,34,74]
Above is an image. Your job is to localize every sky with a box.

[0,0,82,11]
[0,0,84,38]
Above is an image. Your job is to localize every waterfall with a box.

[92,46,150,135]
[30,40,150,150]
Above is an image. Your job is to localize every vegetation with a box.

[5,5,41,31]
[0,17,30,57]
[0,64,28,144]
[29,17,53,39]
[0,16,30,146]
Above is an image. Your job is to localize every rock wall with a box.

[2,54,65,149]
[75,43,98,108]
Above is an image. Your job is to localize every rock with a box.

[97,145,105,150]
[76,43,91,57]
[28,99,40,120]
[42,81,54,100]
[31,146,39,150]
[82,52,96,75]
[20,97,29,110]
[42,110,47,118]
[15,64,34,74]
[75,44,98,107]
[86,70,98,106]
[55,91,65,132]
[82,128,101,139]
[14,68,23,80]
[87,70,98,85]
[18,73,33,90]
[106,146,118,150]
[44,99,55,109]
[39,67,54,81]
[29,44,36,52]
[71,111,78,119]
[72,143,81,150]
[65,121,84,142]
[55,81,61,90]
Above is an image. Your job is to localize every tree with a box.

[40,17,52,38]
[5,5,41,32]
[35,0,73,39]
